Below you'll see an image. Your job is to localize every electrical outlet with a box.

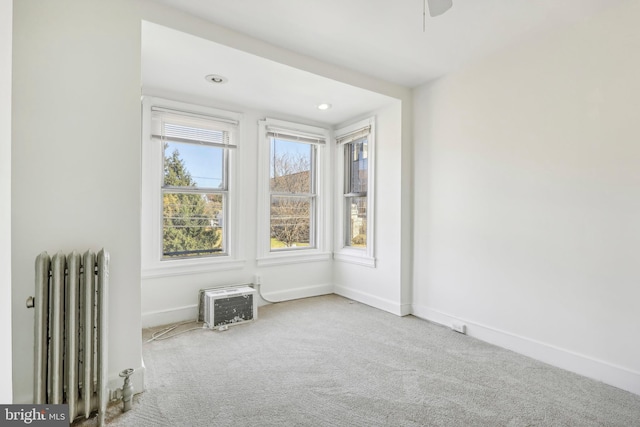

[452,322,466,334]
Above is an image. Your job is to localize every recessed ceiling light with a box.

[317,103,332,110]
[205,74,228,84]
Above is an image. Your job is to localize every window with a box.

[343,136,368,248]
[335,118,375,266]
[157,114,230,258]
[141,97,243,277]
[270,136,316,250]
[257,119,331,265]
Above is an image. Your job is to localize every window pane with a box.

[346,196,367,247]
[270,196,312,249]
[346,139,368,194]
[164,141,224,189]
[270,139,313,193]
[163,192,224,258]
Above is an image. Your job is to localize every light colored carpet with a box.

[77,295,640,426]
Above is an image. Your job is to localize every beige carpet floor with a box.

[76,295,640,426]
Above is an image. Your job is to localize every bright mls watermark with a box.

[0,405,68,426]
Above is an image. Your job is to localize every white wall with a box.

[138,103,408,324]
[413,1,640,395]
[334,102,407,315]
[140,97,334,326]
[12,0,142,402]
[399,100,414,314]
[140,99,408,327]
[9,0,411,404]
[1,0,13,404]
[137,1,412,326]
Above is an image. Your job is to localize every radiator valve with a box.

[119,368,135,412]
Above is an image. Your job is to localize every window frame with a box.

[141,97,245,278]
[161,131,229,259]
[269,137,317,252]
[257,118,331,266]
[334,117,376,267]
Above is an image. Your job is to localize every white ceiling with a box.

[149,0,624,88]
[141,22,398,126]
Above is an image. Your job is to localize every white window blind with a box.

[151,107,238,148]
[266,125,326,145]
[336,126,371,145]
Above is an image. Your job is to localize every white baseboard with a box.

[142,284,334,327]
[399,303,413,316]
[334,285,408,316]
[141,304,198,328]
[411,304,640,396]
[259,283,333,303]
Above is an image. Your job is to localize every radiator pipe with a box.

[119,368,135,412]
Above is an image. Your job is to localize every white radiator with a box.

[203,286,257,329]
[31,249,109,426]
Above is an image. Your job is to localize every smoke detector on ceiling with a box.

[205,74,228,84]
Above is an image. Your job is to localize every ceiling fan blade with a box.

[427,0,453,17]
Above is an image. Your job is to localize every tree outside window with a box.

[162,140,227,258]
[269,139,315,250]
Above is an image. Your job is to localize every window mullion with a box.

[343,144,351,194]
[222,148,229,190]
[271,192,316,198]
[163,187,227,195]
[311,145,317,194]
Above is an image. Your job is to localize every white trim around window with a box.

[334,117,376,267]
[141,96,245,278]
[257,118,332,266]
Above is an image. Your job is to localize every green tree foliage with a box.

[164,149,194,186]
[163,147,222,257]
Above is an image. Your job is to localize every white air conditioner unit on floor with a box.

[203,286,257,329]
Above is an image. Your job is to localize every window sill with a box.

[333,251,376,268]
[257,251,332,267]
[142,257,246,279]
